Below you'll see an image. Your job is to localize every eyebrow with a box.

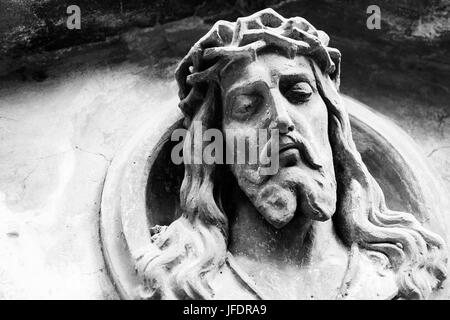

[279,73,316,86]
[225,71,316,98]
[278,72,318,95]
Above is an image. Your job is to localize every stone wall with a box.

[0,0,449,299]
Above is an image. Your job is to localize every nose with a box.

[270,90,295,134]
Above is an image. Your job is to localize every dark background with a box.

[1,0,449,105]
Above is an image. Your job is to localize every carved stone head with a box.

[138,9,447,300]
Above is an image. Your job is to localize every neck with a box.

[228,185,346,266]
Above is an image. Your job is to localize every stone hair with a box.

[175,8,341,121]
[142,9,447,300]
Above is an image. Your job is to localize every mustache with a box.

[259,130,324,171]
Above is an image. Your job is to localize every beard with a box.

[231,132,337,229]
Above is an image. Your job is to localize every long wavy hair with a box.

[140,9,447,300]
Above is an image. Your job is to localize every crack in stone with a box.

[20,151,71,192]
[21,163,39,193]
[74,145,112,162]
[427,145,450,157]
[35,150,71,160]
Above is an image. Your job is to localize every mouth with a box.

[279,142,297,153]
[257,133,323,179]
[283,133,323,170]
[278,145,301,167]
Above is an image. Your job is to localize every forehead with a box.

[220,53,313,93]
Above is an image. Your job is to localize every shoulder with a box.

[210,250,398,300]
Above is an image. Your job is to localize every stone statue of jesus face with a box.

[220,52,337,228]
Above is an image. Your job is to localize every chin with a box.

[258,167,337,221]
[234,162,337,226]
[253,182,297,229]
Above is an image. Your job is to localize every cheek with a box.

[308,94,329,132]
[222,126,253,164]
[222,119,268,158]
[291,94,331,150]
[222,126,250,148]
[222,125,264,184]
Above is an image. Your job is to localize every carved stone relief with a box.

[100,9,449,300]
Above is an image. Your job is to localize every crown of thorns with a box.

[175,8,341,118]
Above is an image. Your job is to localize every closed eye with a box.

[283,82,313,104]
[232,94,262,119]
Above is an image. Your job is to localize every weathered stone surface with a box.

[0,62,179,298]
[99,9,449,300]
[0,3,449,299]
[1,1,448,114]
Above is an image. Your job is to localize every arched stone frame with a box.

[100,95,449,299]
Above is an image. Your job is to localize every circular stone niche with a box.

[100,95,449,299]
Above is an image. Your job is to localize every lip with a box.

[278,147,300,167]
[279,142,297,153]
[281,134,323,170]
[258,134,323,172]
